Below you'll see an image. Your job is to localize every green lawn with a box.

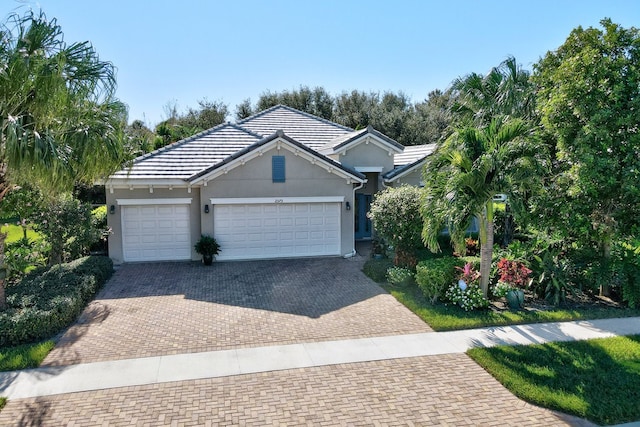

[0,224,41,244]
[383,282,640,331]
[468,335,640,425]
[0,341,55,372]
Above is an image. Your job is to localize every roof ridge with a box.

[237,104,354,132]
[128,122,260,164]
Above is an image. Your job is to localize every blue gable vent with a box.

[272,155,285,183]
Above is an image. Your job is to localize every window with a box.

[272,155,285,182]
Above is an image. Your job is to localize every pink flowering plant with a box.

[445,262,489,311]
[492,258,533,298]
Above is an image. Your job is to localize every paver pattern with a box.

[0,354,593,426]
[42,256,431,366]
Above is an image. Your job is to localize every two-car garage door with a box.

[213,201,341,261]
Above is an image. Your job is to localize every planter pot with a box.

[505,289,525,310]
[202,254,214,266]
[373,254,385,260]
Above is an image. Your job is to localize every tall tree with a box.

[0,10,126,309]
[235,98,254,120]
[256,86,334,119]
[532,19,640,295]
[421,119,538,296]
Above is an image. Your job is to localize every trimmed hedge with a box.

[416,256,464,303]
[0,256,113,347]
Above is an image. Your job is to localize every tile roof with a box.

[189,130,366,183]
[237,105,353,150]
[385,143,438,181]
[393,143,438,167]
[320,125,404,153]
[110,123,261,180]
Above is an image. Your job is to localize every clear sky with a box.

[5,0,640,127]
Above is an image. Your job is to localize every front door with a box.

[354,193,372,239]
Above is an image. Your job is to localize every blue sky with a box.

[6,0,640,126]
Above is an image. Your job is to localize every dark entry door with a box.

[354,193,372,239]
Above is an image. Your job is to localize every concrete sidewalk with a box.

[2,316,640,401]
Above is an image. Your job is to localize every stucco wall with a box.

[199,146,357,257]
[389,167,424,187]
[106,187,201,264]
[339,142,395,173]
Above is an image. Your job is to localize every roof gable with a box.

[189,130,366,185]
[108,123,261,181]
[320,125,405,155]
[384,144,438,182]
[237,105,352,150]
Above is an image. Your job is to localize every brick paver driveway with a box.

[42,255,431,366]
[0,254,593,426]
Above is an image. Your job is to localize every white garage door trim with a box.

[210,196,345,204]
[213,200,342,261]
[121,201,192,262]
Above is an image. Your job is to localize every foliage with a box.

[194,235,220,256]
[0,256,113,347]
[421,117,538,296]
[0,224,40,244]
[153,99,228,147]
[496,258,532,288]
[386,266,415,286]
[468,336,640,425]
[31,195,100,264]
[614,239,640,308]
[383,281,640,331]
[368,185,424,267]
[4,237,48,278]
[444,262,488,310]
[532,19,640,274]
[0,9,126,193]
[415,256,464,303]
[0,340,54,371]
[444,281,489,311]
[362,258,394,283]
[0,185,43,239]
[257,86,334,120]
[532,249,575,306]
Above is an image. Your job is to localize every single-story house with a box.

[103,105,436,263]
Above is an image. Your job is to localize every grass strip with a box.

[467,335,640,425]
[0,340,55,372]
[383,282,640,331]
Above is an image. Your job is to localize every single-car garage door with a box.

[213,201,341,261]
[122,204,191,262]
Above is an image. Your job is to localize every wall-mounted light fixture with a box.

[204,204,210,214]
[345,201,351,211]
[109,205,115,215]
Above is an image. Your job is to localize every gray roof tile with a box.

[237,105,352,150]
[110,123,261,180]
[393,143,437,167]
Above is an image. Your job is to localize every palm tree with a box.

[450,56,536,126]
[421,118,538,297]
[0,10,126,309]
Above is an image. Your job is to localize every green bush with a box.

[386,266,415,286]
[4,237,48,278]
[0,256,113,347]
[416,256,464,303]
[368,185,424,267]
[363,258,394,283]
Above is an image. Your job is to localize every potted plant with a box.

[194,234,220,266]
[493,258,532,310]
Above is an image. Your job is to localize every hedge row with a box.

[0,256,113,347]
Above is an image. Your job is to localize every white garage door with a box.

[214,202,341,261]
[122,204,191,262]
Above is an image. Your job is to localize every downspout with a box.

[344,179,366,258]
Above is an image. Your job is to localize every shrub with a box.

[4,237,49,279]
[416,256,464,303]
[30,195,101,264]
[386,266,415,286]
[0,256,113,347]
[445,282,489,311]
[368,185,424,267]
[363,258,394,283]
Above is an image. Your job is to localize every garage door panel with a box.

[122,204,191,262]
[214,202,341,261]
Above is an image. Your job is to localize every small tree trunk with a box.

[479,201,495,298]
[0,230,7,311]
[600,240,612,297]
